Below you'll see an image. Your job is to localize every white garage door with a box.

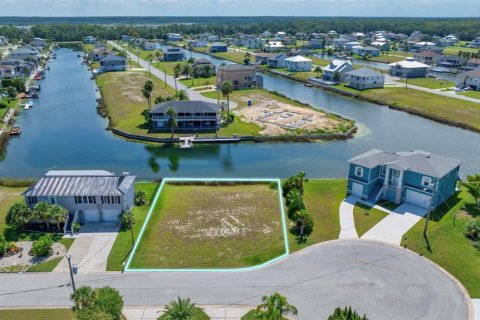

[351,182,364,197]
[102,210,120,222]
[83,210,100,222]
[405,190,431,209]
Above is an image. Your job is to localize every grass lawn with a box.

[443,46,479,55]
[0,97,18,118]
[288,179,346,252]
[159,308,210,320]
[353,203,389,237]
[179,76,216,88]
[311,57,331,67]
[0,309,75,320]
[107,182,158,271]
[402,189,480,298]
[397,78,455,89]
[368,55,405,63]
[211,51,246,64]
[27,238,76,272]
[358,87,480,132]
[151,61,182,76]
[128,182,286,269]
[0,186,26,237]
[460,90,480,99]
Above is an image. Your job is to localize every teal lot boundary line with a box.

[124,177,290,272]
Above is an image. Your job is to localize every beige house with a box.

[216,64,256,90]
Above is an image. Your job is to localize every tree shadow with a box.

[430,192,463,222]
[464,203,480,218]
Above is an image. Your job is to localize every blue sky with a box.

[1,0,479,17]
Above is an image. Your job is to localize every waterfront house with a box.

[121,35,130,42]
[413,51,439,65]
[265,41,285,52]
[389,58,430,78]
[435,55,465,69]
[347,149,462,209]
[188,40,208,49]
[242,37,265,50]
[23,170,136,224]
[467,37,480,48]
[462,58,480,71]
[345,41,362,51]
[143,42,158,51]
[216,64,256,89]
[307,38,324,49]
[167,33,183,42]
[456,69,480,90]
[254,52,277,65]
[0,65,16,79]
[163,48,185,62]
[210,43,228,53]
[98,55,126,72]
[322,59,354,82]
[345,68,385,90]
[84,36,96,44]
[332,37,350,49]
[30,38,47,49]
[9,48,37,61]
[266,53,287,68]
[88,48,109,61]
[356,46,381,57]
[284,55,312,72]
[150,100,221,132]
[192,58,215,77]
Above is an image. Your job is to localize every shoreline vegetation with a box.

[172,43,480,134]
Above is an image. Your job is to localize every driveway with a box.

[338,196,359,239]
[1,240,469,320]
[54,222,119,274]
[361,203,427,245]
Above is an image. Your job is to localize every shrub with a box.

[73,223,81,233]
[327,306,369,320]
[293,209,314,236]
[119,211,135,231]
[0,234,6,256]
[76,308,114,320]
[135,190,146,206]
[95,287,124,320]
[31,233,54,256]
[287,197,305,220]
[72,286,124,320]
[0,101,8,109]
[6,202,33,229]
[464,219,480,241]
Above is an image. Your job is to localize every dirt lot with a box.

[129,182,287,269]
[235,92,348,135]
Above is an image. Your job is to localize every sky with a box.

[0,0,479,17]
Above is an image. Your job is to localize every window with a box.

[355,166,364,177]
[83,196,88,203]
[422,176,432,188]
[28,196,38,205]
[381,166,386,176]
[391,169,400,177]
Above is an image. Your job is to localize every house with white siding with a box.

[284,55,312,72]
[345,68,385,90]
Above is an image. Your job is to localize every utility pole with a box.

[66,254,76,293]
[423,181,436,237]
[164,68,167,88]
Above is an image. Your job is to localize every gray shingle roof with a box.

[345,67,383,77]
[150,100,220,114]
[23,170,136,197]
[219,64,255,71]
[348,149,462,178]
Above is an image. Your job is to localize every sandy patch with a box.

[0,241,67,272]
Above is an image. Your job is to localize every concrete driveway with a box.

[361,203,427,245]
[338,196,359,239]
[1,240,470,320]
[54,222,119,274]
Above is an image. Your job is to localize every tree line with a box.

[2,17,480,42]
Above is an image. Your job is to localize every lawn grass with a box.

[0,309,75,320]
[398,78,455,89]
[402,189,480,298]
[107,182,158,271]
[443,46,479,55]
[211,51,246,64]
[0,186,26,236]
[129,182,286,269]
[159,307,210,320]
[0,97,18,119]
[310,57,331,67]
[368,55,405,63]
[179,76,216,88]
[27,238,76,272]
[460,90,480,99]
[358,87,480,132]
[353,203,389,237]
[288,179,346,252]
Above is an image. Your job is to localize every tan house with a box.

[216,64,256,90]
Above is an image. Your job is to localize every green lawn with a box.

[460,90,480,99]
[107,182,158,271]
[159,307,210,320]
[288,179,346,252]
[211,51,246,64]
[358,87,480,132]
[179,76,216,88]
[0,309,75,320]
[0,98,18,119]
[366,55,405,64]
[129,182,286,269]
[402,190,480,298]
[27,238,75,272]
[311,57,331,67]
[398,78,455,89]
[0,186,26,238]
[443,46,479,55]
[353,203,389,237]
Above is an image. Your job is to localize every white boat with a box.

[24,101,34,109]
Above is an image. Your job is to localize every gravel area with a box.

[0,241,67,272]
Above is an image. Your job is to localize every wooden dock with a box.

[9,127,21,136]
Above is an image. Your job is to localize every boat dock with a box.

[179,136,194,148]
[9,127,21,136]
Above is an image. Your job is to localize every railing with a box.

[63,213,70,234]
[71,211,79,236]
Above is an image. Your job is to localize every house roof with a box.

[285,55,312,62]
[150,100,220,114]
[362,46,380,51]
[211,42,227,46]
[468,58,480,65]
[389,58,430,69]
[345,67,383,77]
[322,59,352,72]
[219,64,255,71]
[255,52,278,59]
[23,170,136,197]
[458,69,480,79]
[348,149,462,178]
[11,48,36,54]
[415,50,439,58]
[192,58,212,65]
[100,55,125,62]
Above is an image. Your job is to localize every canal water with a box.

[0,48,478,179]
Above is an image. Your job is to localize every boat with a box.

[25,101,34,109]
[304,83,313,87]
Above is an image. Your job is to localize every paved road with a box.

[109,41,237,109]
[0,240,469,320]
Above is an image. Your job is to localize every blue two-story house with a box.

[347,149,462,210]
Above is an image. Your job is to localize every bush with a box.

[293,209,314,236]
[95,287,124,320]
[464,219,480,241]
[327,306,369,320]
[72,286,124,320]
[0,101,8,109]
[0,234,6,256]
[119,211,135,231]
[76,308,114,320]
[31,233,54,256]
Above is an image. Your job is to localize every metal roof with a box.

[346,67,383,77]
[150,100,220,114]
[23,170,136,197]
[348,149,462,178]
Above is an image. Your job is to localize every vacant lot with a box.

[129,182,286,269]
[0,186,26,237]
[0,309,75,320]
[402,190,480,298]
[398,78,455,89]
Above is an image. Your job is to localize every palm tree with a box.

[71,286,97,310]
[166,107,178,138]
[313,66,322,78]
[182,63,192,80]
[173,63,182,93]
[34,202,51,229]
[254,293,298,320]
[203,64,212,78]
[135,190,147,206]
[49,204,67,231]
[159,297,199,320]
[220,80,234,116]
[142,80,154,108]
[6,202,32,230]
[175,89,189,101]
[244,52,251,65]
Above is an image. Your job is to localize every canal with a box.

[0,47,478,179]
